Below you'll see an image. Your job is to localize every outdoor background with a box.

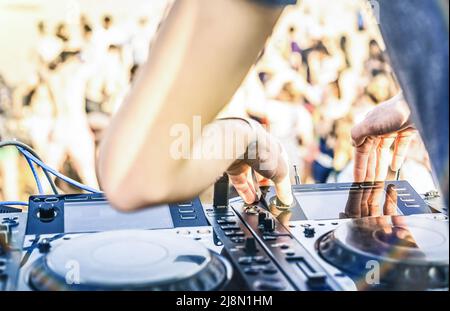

[0,0,435,204]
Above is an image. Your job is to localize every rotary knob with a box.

[303,227,316,238]
[263,217,276,232]
[37,239,51,254]
[244,237,258,255]
[258,212,268,227]
[38,204,56,221]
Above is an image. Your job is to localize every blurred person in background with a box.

[102,44,131,114]
[245,74,315,183]
[0,74,20,201]
[82,22,106,115]
[36,21,63,69]
[130,17,155,72]
[46,51,98,189]
[0,0,438,204]
[21,73,57,161]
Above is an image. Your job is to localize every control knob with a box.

[37,239,51,253]
[303,227,316,238]
[38,204,56,221]
[258,211,268,227]
[263,217,276,232]
[244,237,258,255]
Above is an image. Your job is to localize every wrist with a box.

[215,117,259,144]
[390,92,413,127]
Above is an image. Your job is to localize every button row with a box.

[180,214,196,220]
[178,208,194,213]
[178,201,193,207]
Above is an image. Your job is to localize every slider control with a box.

[244,237,258,255]
[258,211,268,227]
[263,217,276,232]
[213,173,229,209]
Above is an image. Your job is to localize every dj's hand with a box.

[351,94,417,182]
[342,183,399,218]
[225,119,293,206]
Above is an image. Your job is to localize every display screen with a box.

[294,188,403,220]
[64,201,174,233]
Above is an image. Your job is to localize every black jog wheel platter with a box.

[27,230,232,291]
[318,216,449,290]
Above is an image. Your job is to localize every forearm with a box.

[100,118,255,210]
[98,0,283,210]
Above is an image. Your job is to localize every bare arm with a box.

[98,0,288,211]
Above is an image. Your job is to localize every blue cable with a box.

[0,201,28,207]
[19,147,101,193]
[20,149,44,195]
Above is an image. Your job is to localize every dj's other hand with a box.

[225,120,293,206]
[342,183,398,218]
[351,94,417,182]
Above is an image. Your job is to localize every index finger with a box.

[391,129,416,171]
[251,143,293,206]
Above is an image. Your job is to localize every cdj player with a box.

[0,179,448,291]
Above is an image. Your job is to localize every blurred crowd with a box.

[0,8,166,200]
[222,1,434,192]
[0,1,435,202]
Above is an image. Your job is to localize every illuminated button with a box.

[223,230,234,236]
[397,193,411,197]
[224,230,244,237]
[216,219,236,225]
[179,201,193,207]
[262,266,278,275]
[262,235,277,241]
[238,257,253,265]
[231,230,245,237]
[405,203,421,208]
[178,208,195,213]
[400,197,415,202]
[180,214,197,220]
[393,187,407,191]
[230,237,245,243]
[220,224,240,230]
[244,267,260,275]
